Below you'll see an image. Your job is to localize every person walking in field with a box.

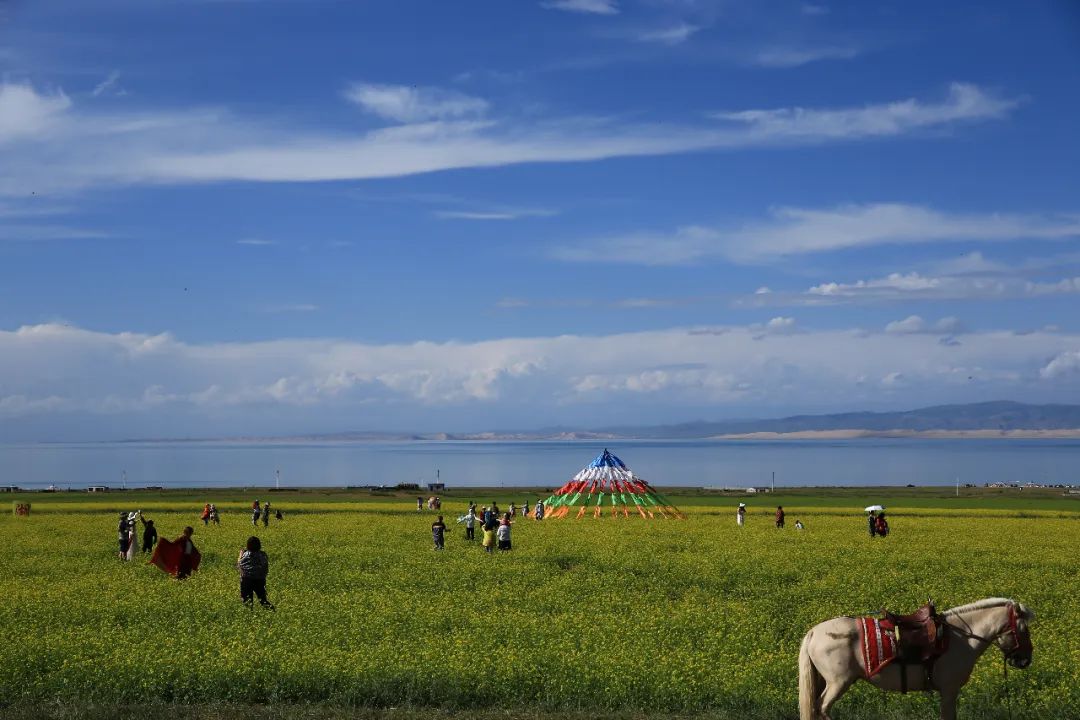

[522,499,530,518]
[431,515,447,550]
[176,526,198,580]
[237,536,274,610]
[497,513,512,551]
[140,514,158,553]
[534,500,544,520]
[252,501,261,527]
[417,497,423,512]
[874,511,889,537]
[867,510,877,538]
[125,512,139,561]
[482,511,497,553]
[737,503,746,527]
[209,504,220,525]
[509,502,516,519]
[464,507,476,540]
[117,512,130,560]
[200,503,211,526]
[262,502,271,527]
[775,505,785,529]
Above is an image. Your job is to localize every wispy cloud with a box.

[541,0,619,15]
[236,238,277,246]
[91,71,127,98]
[435,207,557,221]
[343,83,489,123]
[261,303,319,313]
[751,46,859,68]
[0,81,1018,194]
[633,23,701,45]
[555,203,1080,265]
[801,3,829,15]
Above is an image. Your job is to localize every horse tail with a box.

[799,629,821,720]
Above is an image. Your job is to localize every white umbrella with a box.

[864,504,884,513]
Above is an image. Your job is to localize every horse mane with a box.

[943,597,1034,620]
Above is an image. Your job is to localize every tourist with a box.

[275,508,283,521]
[200,503,211,526]
[875,511,889,537]
[522,499,530,518]
[867,511,877,538]
[497,513,512,551]
[125,512,139,561]
[737,503,746,527]
[509,502,516,519]
[262,502,271,527]
[176,526,198,580]
[481,516,496,554]
[534,500,545,521]
[464,507,476,540]
[140,514,158,552]
[237,536,274,610]
[117,512,130,560]
[795,519,805,530]
[431,515,447,550]
[417,497,423,512]
[491,500,499,517]
[210,504,220,525]
[251,501,261,527]
[775,505,785,529]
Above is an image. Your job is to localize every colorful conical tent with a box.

[542,449,685,519]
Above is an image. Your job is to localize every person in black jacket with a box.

[236,536,274,609]
[140,514,158,553]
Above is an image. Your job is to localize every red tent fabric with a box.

[150,537,201,577]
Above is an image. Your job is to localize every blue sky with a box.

[2,0,1080,439]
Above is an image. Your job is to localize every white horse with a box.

[799,598,1033,720]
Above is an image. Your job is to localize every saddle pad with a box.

[857,617,897,678]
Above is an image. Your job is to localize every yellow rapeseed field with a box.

[0,496,1076,718]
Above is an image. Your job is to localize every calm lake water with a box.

[1,439,1078,490]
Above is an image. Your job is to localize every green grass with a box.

[1,489,1077,719]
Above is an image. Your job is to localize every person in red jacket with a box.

[775,505,785,529]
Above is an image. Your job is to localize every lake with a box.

[1,438,1078,489]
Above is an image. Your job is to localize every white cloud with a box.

[1041,351,1080,379]
[541,0,619,14]
[434,207,557,221]
[343,83,489,123]
[262,304,319,313]
[1,322,1078,437]
[237,238,276,246]
[92,71,127,98]
[751,46,859,68]
[0,81,1019,195]
[558,203,1080,265]
[634,23,701,45]
[0,83,71,144]
[885,315,927,334]
[801,3,829,15]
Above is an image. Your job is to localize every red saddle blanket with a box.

[858,617,898,678]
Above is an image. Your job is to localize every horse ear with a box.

[1018,603,1034,622]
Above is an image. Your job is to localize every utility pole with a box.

[275,469,280,490]
[771,471,775,493]
[122,470,127,490]
[956,476,959,497]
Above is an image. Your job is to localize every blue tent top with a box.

[589,448,628,470]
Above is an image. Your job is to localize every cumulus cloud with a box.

[633,23,702,45]
[1,322,1077,439]
[885,315,965,335]
[0,81,1019,195]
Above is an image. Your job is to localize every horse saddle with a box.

[883,602,946,663]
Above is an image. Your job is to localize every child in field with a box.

[432,515,447,550]
[795,519,804,530]
[237,536,274,609]
[497,513,512,551]
[482,513,496,553]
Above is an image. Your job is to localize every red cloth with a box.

[150,536,201,577]
[858,617,897,678]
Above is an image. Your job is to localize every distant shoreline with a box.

[711,428,1080,440]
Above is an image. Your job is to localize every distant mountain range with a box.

[126,401,1080,442]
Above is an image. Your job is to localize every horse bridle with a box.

[946,602,1032,665]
